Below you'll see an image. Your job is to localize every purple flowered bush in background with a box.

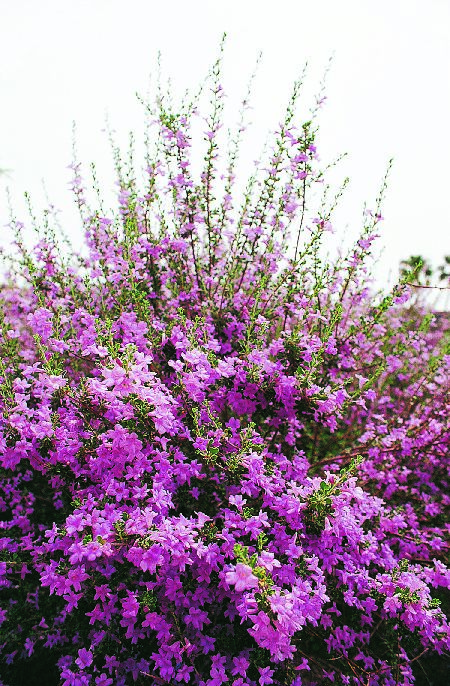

[0,46,449,686]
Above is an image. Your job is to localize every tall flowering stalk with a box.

[0,50,449,686]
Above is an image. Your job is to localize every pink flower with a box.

[384,595,402,613]
[225,563,259,593]
[258,551,281,572]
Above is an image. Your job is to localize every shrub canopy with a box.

[0,52,449,686]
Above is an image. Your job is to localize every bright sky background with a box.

[1,0,449,297]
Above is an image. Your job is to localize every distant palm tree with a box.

[399,254,450,310]
[400,254,450,286]
[399,254,433,286]
[437,255,450,283]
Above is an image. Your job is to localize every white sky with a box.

[1,0,450,292]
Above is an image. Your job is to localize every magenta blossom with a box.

[225,563,260,593]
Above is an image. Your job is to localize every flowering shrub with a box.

[0,50,449,686]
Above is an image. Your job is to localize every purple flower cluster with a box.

[0,54,449,686]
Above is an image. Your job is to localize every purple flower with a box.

[75,648,93,670]
[231,656,250,677]
[225,563,259,593]
[95,675,114,686]
[258,666,274,685]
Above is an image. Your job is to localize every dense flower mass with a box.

[0,51,449,686]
